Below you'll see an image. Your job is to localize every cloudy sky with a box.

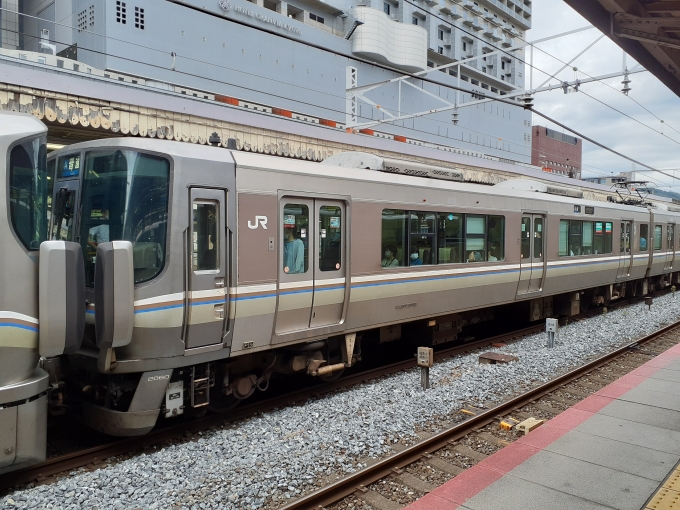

[531,0,680,188]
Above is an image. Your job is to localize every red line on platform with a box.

[406,344,680,510]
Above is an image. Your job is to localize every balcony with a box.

[439,0,453,14]
[490,29,502,40]
[426,0,438,6]
[483,12,494,21]
[483,24,494,37]
[449,6,462,18]
[501,35,513,47]
[462,12,475,26]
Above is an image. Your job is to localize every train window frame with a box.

[381,209,505,268]
[282,203,309,275]
[639,223,649,252]
[559,219,614,257]
[192,200,220,273]
[79,149,171,286]
[8,136,50,251]
[654,224,663,251]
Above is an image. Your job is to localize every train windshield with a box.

[79,149,170,286]
[9,137,51,250]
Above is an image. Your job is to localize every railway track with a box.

[278,320,680,510]
[0,290,668,494]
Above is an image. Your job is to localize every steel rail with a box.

[0,325,544,491]
[279,320,680,510]
[0,290,666,492]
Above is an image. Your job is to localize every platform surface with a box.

[407,343,680,510]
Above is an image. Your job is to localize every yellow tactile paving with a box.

[646,487,680,510]
[647,468,680,510]
[664,470,680,492]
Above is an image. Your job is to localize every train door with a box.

[617,221,632,278]
[665,224,675,271]
[310,201,346,328]
[50,153,82,242]
[517,214,545,295]
[50,179,79,242]
[275,198,347,336]
[184,188,228,349]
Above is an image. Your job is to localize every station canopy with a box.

[564,0,680,97]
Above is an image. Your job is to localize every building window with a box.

[309,13,325,23]
[134,6,144,29]
[383,2,390,15]
[412,16,418,25]
[438,29,444,40]
[438,47,444,54]
[462,41,467,51]
[482,67,486,73]
[116,1,126,24]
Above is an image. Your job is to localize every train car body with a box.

[0,112,49,473]
[2,111,680,472]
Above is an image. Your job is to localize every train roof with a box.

[48,137,680,219]
[0,111,46,141]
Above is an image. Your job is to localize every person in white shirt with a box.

[88,209,110,249]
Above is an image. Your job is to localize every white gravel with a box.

[4,292,680,510]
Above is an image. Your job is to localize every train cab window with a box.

[80,150,170,285]
[282,204,309,274]
[639,224,649,251]
[319,205,341,271]
[192,202,219,271]
[381,209,406,267]
[9,138,50,250]
[410,212,436,265]
[654,225,663,251]
[438,213,463,264]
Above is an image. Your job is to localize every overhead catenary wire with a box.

[0,10,669,182]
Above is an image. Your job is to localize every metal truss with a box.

[346,25,647,130]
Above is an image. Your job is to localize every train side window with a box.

[582,221,593,255]
[654,225,663,250]
[466,215,486,262]
[558,220,569,256]
[410,212,436,265]
[604,223,613,253]
[521,217,531,259]
[569,221,583,256]
[319,205,341,271]
[192,201,219,272]
[282,203,309,274]
[381,209,406,267]
[437,213,463,264]
[640,224,649,251]
[487,216,504,261]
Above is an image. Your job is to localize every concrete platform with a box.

[407,343,680,510]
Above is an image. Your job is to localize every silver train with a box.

[2,110,679,473]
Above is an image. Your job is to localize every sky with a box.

[530,0,680,189]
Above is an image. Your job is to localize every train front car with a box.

[0,112,51,473]
[46,138,237,436]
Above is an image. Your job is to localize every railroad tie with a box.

[396,472,437,493]
[356,489,403,510]
[424,456,465,476]
[452,444,489,462]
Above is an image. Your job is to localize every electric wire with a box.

[0,13,669,180]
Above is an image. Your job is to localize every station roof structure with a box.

[564,0,680,97]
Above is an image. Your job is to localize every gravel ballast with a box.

[4,293,680,510]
